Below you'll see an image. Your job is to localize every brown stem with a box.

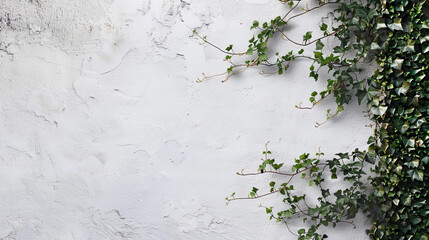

[286,2,339,23]
[315,109,339,128]
[282,0,302,21]
[277,27,342,47]
[228,175,295,201]
[296,92,332,110]
[197,72,228,83]
[194,31,246,56]
[238,164,325,177]
[230,163,327,201]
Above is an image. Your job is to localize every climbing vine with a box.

[366,1,429,239]
[195,0,428,239]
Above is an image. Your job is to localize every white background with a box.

[0,0,373,239]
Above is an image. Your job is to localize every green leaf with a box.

[422,156,429,164]
[393,198,400,206]
[405,138,415,147]
[400,121,410,134]
[357,86,379,105]
[364,151,376,164]
[370,106,388,116]
[259,54,267,61]
[251,20,259,29]
[303,31,312,42]
[367,8,378,19]
[316,40,324,50]
[407,169,424,181]
[398,81,410,95]
[391,58,404,70]
[320,23,327,31]
[409,214,422,225]
[370,42,381,50]
[314,51,322,58]
[376,18,387,29]
[273,163,284,170]
[408,159,419,168]
[387,18,403,31]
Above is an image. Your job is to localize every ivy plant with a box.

[195,0,428,239]
[366,1,429,239]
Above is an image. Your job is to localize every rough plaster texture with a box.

[0,0,374,239]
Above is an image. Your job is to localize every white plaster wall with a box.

[0,0,374,239]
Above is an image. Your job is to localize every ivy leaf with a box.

[387,18,403,31]
[273,163,284,170]
[409,215,422,225]
[303,31,312,42]
[404,40,415,53]
[408,159,419,168]
[391,58,404,70]
[393,199,400,206]
[364,149,377,164]
[407,169,424,181]
[397,81,410,95]
[251,20,259,29]
[422,156,429,164]
[370,105,388,116]
[316,40,324,50]
[314,51,323,59]
[357,87,379,105]
[400,121,410,134]
[376,18,387,29]
[370,42,381,50]
[367,9,378,19]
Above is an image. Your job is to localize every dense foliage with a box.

[367,1,429,239]
[196,0,428,239]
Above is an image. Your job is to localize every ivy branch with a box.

[226,144,371,239]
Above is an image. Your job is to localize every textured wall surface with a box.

[0,0,373,239]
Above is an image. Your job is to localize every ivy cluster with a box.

[227,147,370,240]
[196,0,428,239]
[366,1,429,239]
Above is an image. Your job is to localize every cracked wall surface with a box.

[0,0,372,239]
